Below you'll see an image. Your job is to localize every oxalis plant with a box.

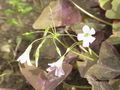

[17,0,120,90]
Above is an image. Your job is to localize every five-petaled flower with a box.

[77,25,96,47]
[46,56,65,77]
[17,45,32,66]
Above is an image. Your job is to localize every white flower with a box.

[46,56,65,77]
[77,25,96,47]
[17,45,32,66]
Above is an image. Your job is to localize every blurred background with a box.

[0,0,52,89]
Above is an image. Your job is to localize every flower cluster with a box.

[17,25,96,77]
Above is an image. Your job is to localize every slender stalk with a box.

[13,37,22,59]
[0,73,11,77]
[70,0,112,26]
[64,26,77,42]
[22,30,53,35]
[55,38,95,61]
[64,82,91,89]
[49,7,57,33]
[35,27,49,67]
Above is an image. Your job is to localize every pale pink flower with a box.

[46,56,65,77]
[17,45,32,66]
[77,25,96,47]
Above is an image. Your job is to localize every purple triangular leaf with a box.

[33,0,81,29]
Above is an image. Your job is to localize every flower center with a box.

[84,33,90,37]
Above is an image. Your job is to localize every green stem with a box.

[70,0,112,26]
[64,26,77,42]
[64,82,91,89]
[35,28,49,67]
[0,73,11,77]
[31,35,52,45]
[22,30,77,38]
[13,37,22,59]
[55,38,95,61]
[22,30,53,36]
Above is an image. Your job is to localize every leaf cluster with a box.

[4,0,32,25]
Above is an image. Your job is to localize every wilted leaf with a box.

[33,0,81,29]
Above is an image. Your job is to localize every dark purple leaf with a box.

[83,41,120,90]
[19,63,72,90]
[19,64,45,90]
[33,0,81,29]
[98,41,120,70]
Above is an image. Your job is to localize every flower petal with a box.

[46,56,65,77]
[88,36,96,43]
[89,28,95,35]
[55,67,65,77]
[77,34,84,41]
[17,55,27,63]
[82,25,90,33]
[27,59,33,66]
[46,67,54,72]
[48,63,56,67]
[17,45,32,66]
[82,40,90,47]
